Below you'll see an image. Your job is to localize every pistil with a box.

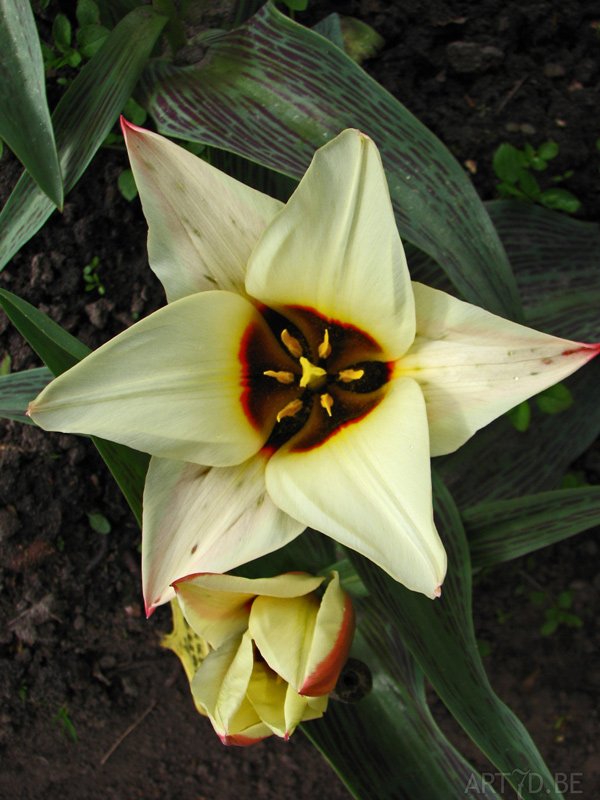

[299,357,328,390]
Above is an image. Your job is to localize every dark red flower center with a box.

[239,306,391,453]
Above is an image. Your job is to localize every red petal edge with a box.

[300,591,355,697]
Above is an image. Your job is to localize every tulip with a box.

[172,571,354,744]
[28,123,600,612]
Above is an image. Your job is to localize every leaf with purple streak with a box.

[139,2,523,321]
[303,601,500,800]
[350,471,564,800]
[465,486,600,569]
[0,7,167,271]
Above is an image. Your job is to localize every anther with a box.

[276,398,303,423]
[281,329,303,358]
[263,370,296,385]
[338,368,365,383]
[318,329,331,360]
[320,393,334,417]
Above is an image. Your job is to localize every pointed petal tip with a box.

[434,584,442,599]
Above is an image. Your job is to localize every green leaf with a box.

[0,289,149,525]
[352,472,565,800]
[338,16,385,65]
[557,591,572,610]
[0,7,167,272]
[464,487,600,569]
[0,0,63,207]
[539,188,581,214]
[77,0,101,26]
[122,96,147,127]
[537,141,559,161]
[140,2,523,321]
[117,168,138,201]
[493,143,524,183]
[53,13,73,52]
[517,170,540,198]
[506,400,530,432]
[535,383,573,415]
[0,366,53,425]
[304,603,500,800]
[87,512,111,534]
[282,0,308,9]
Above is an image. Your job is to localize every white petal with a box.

[142,454,305,612]
[29,292,268,468]
[265,378,447,597]
[402,283,600,456]
[245,129,415,359]
[122,119,282,302]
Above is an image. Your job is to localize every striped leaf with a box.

[139,2,523,321]
[0,7,167,271]
[350,472,565,800]
[0,0,63,207]
[303,603,500,800]
[0,289,148,525]
[0,366,53,425]
[465,487,600,569]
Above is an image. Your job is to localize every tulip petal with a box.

[173,571,323,649]
[402,283,600,457]
[266,377,447,598]
[246,662,311,739]
[122,119,282,302]
[191,633,272,745]
[249,593,320,692]
[142,454,306,612]
[245,129,415,360]
[300,572,355,697]
[29,291,268,468]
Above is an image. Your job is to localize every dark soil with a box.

[1,2,599,798]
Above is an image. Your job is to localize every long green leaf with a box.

[0,7,167,271]
[0,366,53,425]
[465,487,600,569]
[140,2,523,321]
[304,604,500,800]
[436,356,600,508]
[351,472,564,800]
[0,289,148,525]
[0,0,63,207]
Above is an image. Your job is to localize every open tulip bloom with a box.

[172,571,354,745]
[28,121,600,613]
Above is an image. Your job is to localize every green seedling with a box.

[52,706,78,743]
[87,512,111,534]
[530,590,583,636]
[82,256,105,295]
[493,141,581,214]
[42,1,110,79]
[0,354,12,376]
[560,470,590,489]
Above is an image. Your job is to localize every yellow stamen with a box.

[263,370,295,385]
[299,357,328,389]
[320,393,334,417]
[281,329,303,358]
[276,398,303,423]
[318,329,331,359]
[338,368,365,383]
